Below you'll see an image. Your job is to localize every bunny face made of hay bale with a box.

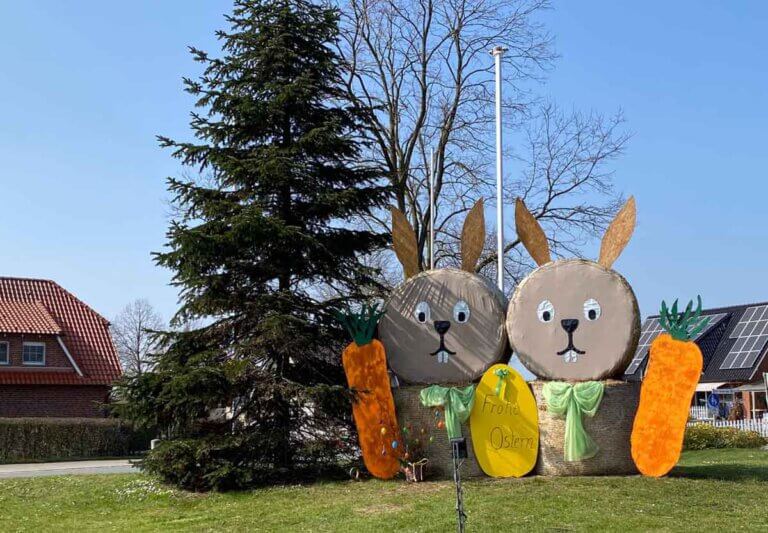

[379,200,507,385]
[506,197,640,382]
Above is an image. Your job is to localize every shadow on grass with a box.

[671,462,768,482]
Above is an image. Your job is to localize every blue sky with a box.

[0,1,766,323]
[541,2,768,318]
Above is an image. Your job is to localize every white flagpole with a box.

[429,148,435,270]
[490,46,507,293]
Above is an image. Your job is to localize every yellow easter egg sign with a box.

[470,364,538,477]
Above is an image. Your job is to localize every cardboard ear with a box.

[598,196,636,269]
[461,199,485,272]
[515,198,551,266]
[390,207,420,279]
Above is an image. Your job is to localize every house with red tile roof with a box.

[0,277,122,417]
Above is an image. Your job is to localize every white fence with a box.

[687,418,768,437]
[689,406,711,420]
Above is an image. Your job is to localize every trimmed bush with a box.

[0,418,153,463]
[142,437,254,492]
[142,434,351,492]
[684,423,767,450]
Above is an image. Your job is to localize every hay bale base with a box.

[392,380,640,478]
[392,385,484,480]
[532,380,640,476]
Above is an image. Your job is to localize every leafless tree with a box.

[441,103,629,287]
[112,299,164,376]
[339,0,629,293]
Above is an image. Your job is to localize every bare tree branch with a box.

[473,104,630,280]
[339,0,629,296]
[339,0,556,271]
[112,299,164,376]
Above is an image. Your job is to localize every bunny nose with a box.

[561,319,579,333]
[434,320,451,335]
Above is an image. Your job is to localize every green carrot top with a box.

[334,302,384,346]
[659,295,710,342]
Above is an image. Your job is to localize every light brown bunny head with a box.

[506,197,640,381]
[379,200,507,384]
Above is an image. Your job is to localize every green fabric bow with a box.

[419,385,475,439]
[542,381,605,462]
[494,368,510,400]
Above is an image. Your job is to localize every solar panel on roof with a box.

[696,313,727,339]
[625,313,727,375]
[625,318,662,375]
[719,305,768,370]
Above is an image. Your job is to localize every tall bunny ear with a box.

[515,198,551,266]
[461,199,485,272]
[390,207,420,279]
[598,196,636,269]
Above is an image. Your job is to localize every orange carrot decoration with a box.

[336,304,401,479]
[631,296,710,477]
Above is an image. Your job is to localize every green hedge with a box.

[684,423,767,450]
[0,418,153,463]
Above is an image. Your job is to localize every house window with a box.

[22,342,45,366]
[0,342,8,364]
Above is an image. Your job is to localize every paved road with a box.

[0,459,135,478]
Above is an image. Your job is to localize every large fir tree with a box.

[114,0,388,490]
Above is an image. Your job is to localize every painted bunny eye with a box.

[453,300,470,324]
[537,300,555,323]
[414,301,431,323]
[584,298,601,321]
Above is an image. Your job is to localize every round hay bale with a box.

[532,379,640,476]
[392,385,485,480]
[380,269,507,385]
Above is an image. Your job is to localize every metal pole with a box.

[490,46,507,293]
[453,451,464,533]
[429,148,435,270]
[451,440,467,533]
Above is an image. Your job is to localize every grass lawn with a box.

[1,449,767,532]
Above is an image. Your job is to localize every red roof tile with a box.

[0,278,121,385]
[0,371,86,385]
[0,300,62,335]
